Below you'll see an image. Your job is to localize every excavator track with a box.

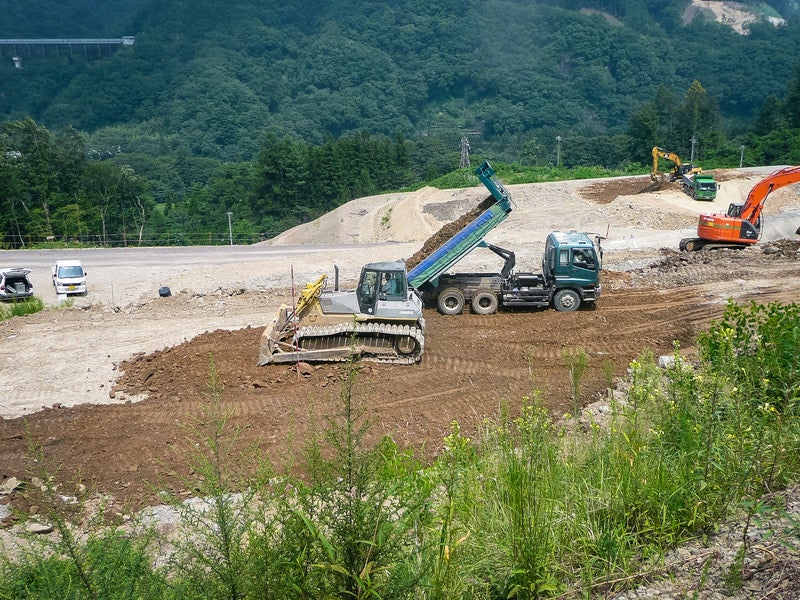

[262,321,425,365]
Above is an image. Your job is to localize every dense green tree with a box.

[748,129,800,165]
[5,18,800,249]
[675,80,722,160]
[4,0,800,164]
[753,95,786,136]
[784,62,800,127]
[625,103,660,161]
[253,134,311,230]
[0,118,60,240]
[81,161,132,245]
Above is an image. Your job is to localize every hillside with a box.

[1,1,800,161]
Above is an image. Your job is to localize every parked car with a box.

[0,267,34,301]
[52,260,87,295]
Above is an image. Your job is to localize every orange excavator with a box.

[679,165,800,251]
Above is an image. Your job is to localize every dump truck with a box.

[259,261,425,366]
[407,162,602,314]
[682,171,718,201]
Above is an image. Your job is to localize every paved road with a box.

[0,242,418,307]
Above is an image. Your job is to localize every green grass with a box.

[0,296,45,321]
[425,162,645,191]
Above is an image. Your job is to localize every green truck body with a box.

[682,172,718,201]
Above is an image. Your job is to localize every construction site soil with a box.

[1,169,799,521]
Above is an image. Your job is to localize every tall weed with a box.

[0,442,164,599]
[292,355,433,598]
[160,358,274,599]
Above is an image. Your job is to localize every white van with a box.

[52,260,87,295]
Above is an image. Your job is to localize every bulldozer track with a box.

[296,322,425,364]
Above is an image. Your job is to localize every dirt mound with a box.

[405,194,496,270]
[579,176,658,203]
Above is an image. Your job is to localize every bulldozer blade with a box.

[258,305,298,365]
[259,347,364,365]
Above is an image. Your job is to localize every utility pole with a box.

[226,212,233,246]
[690,136,697,164]
[556,136,562,167]
[459,135,471,169]
[739,145,745,168]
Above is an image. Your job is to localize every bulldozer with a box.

[259,261,425,365]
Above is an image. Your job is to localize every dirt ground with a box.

[1,169,799,520]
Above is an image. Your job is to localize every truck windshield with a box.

[59,266,83,277]
[572,250,596,269]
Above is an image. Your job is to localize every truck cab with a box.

[499,230,601,312]
[538,230,601,311]
[543,231,600,285]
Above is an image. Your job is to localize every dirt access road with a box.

[1,169,799,514]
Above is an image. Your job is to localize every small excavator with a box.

[680,165,800,251]
[651,146,701,183]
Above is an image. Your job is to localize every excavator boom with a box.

[739,165,800,224]
[651,146,702,183]
[652,146,681,182]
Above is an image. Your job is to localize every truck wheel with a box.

[471,289,498,315]
[553,289,581,312]
[437,288,465,315]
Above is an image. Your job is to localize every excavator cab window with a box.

[727,203,743,218]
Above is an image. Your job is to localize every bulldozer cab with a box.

[356,261,413,315]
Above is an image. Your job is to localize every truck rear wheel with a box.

[437,288,465,315]
[471,289,499,315]
[553,289,581,312]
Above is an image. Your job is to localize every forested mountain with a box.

[3,0,800,158]
[2,1,800,247]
